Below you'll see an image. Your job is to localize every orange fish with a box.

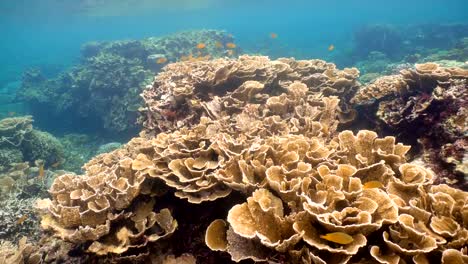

[16,215,28,225]
[7,111,16,116]
[196,43,206,49]
[363,180,384,189]
[270,33,278,39]
[328,44,335,51]
[38,164,45,180]
[215,41,223,48]
[225,42,236,49]
[156,57,167,64]
[320,232,354,245]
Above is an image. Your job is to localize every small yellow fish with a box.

[196,43,206,49]
[328,44,335,51]
[270,32,278,39]
[156,57,167,64]
[363,181,384,189]
[38,164,45,180]
[51,161,61,168]
[320,232,354,245]
[225,42,236,49]
[16,215,28,225]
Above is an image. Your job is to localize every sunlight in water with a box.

[78,0,216,16]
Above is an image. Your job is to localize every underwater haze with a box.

[1,0,468,81]
[0,1,467,263]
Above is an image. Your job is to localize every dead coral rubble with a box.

[38,57,468,263]
[352,63,468,190]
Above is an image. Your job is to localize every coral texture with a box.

[38,57,468,263]
[17,30,238,135]
[0,116,64,168]
[140,55,360,133]
[0,161,61,243]
[352,63,467,189]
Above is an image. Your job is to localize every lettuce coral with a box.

[38,57,468,263]
[352,63,467,189]
[140,55,359,133]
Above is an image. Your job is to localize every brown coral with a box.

[140,55,359,133]
[205,130,467,263]
[38,58,468,264]
[351,63,468,189]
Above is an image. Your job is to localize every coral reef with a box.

[17,55,152,135]
[96,142,123,155]
[17,30,238,135]
[352,63,468,190]
[140,55,360,133]
[36,56,468,263]
[421,37,468,63]
[21,130,64,166]
[0,237,42,264]
[0,147,23,168]
[57,133,106,173]
[0,161,62,243]
[352,24,468,61]
[353,24,403,59]
[0,116,64,168]
[0,236,85,264]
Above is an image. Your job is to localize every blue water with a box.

[0,0,467,137]
[0,0,467,254]
[1,0,467,83]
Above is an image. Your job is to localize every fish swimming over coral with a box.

[363,180,384,189]
[1,1,468,263]
[156,57,168,64]
[320,232,354,245]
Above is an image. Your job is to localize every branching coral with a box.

[0,161,62,243]
[0,116,33,148]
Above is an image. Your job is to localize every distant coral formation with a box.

[0,116,64,168]
[31,56,468,263]
[0,116,67,244]
[352,24,468,61]
[16,30,238,135]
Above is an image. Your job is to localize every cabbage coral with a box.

[37,56,468,263]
